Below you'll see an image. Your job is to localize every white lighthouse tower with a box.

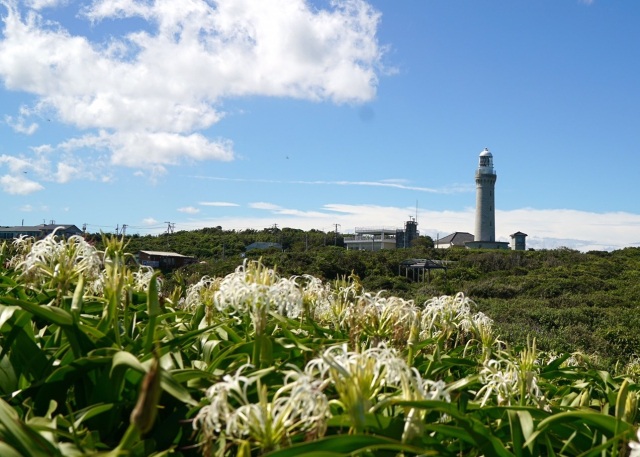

[466,148,509,249]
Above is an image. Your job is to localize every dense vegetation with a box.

[110,227,640,369]
[2,229,640,455]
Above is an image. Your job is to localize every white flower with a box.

[14,229,101,293]
[194,364,329,453]
[629,428,640,457]
[211,260,303,334]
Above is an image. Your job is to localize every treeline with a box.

[95,227,640,368]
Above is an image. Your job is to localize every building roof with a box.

[436,232,474,246]
[138,250,194,258]
[0,224,82,234]
[510,231,528,237]
[400,258,448,270]
[479,147,492,157]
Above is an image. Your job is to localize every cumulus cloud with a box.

[0,154,31,173]
[0,147,108,189]
[0,174,44,194]
[0,0,383,170]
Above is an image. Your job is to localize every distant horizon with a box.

[2,1,639,253]
[3,212,638,254]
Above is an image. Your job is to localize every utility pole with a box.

[115,224,120,236]
[164,222,175,234]
[121,224,127,236]
[334,224,341,246]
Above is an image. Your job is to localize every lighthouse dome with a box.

[478,148,494,172]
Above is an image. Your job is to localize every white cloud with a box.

[0,0,383,169]
[20,204,33,212]
[1,148,108,185]
[250,202,283,211]
[0,174,44,194]
[4,115,38,134]
[25,0,67,10]
[109,132,234,168]
[191,175,471,194]
[199,201,239,207]
[55,162,78,183]
[0,154,31,173]
[178,206,200,214]
[143,217,158,225]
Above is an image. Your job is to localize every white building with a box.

[344,227,398,251]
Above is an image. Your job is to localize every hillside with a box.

[104,228,640,369]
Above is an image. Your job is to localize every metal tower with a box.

[474,148,496,242]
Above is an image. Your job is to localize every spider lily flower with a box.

[476,359,520,407]
[304,344,445,435]
[14,229,101,298]
[475,351,544,408]
[194,365,329,455]
[358,293,419,347]
[299,274,331,321]
[462,312,502,361]
[420,293,475,348]
[182,276,222,324]
[212,260,303,335]
[130,265,160,293]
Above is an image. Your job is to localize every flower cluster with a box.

[12,230,101,295]
[194,365,329,455]
[305,344,450,435]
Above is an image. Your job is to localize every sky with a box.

[1,0,639,252]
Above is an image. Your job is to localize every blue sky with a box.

[1,0,639,251]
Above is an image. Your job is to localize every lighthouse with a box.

[465,148,510,250]
[474,148,496,242]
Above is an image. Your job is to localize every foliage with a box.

[2,232,640,455]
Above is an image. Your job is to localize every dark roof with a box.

[400,258,448,270]
[436,232,474,246]
[246,242,282,251]
[510,231,528,237]
[0,224,82,234]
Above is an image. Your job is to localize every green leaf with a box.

[263,434,432,457]
[0,355,18,395]
[0,442,24,457]
[72,403,114,429]
[0,399,61,457]
[110,351,196,406]
[2,297,73,326]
